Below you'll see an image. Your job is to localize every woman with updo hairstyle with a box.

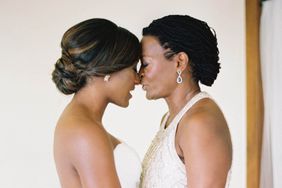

[52,18,141,188]
[139,15,232,188]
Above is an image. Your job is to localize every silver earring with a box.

[176,70,183,84]
[104,74,111,82]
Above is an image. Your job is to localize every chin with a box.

[112,95,130,108]
[146,92,157,100]
[121,103,129,108]
[118,100,129,108]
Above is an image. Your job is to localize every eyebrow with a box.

[142,55,150,59]
[141,57,147,62]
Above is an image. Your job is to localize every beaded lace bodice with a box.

[140,92,231,188]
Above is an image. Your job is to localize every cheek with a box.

[147,64,173,83]
[123,73,135,91]
[145,66,160,81]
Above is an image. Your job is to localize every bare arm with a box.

[178,110,232,188]
[69,124,121,188]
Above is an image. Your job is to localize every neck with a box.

[70,81,109,122]
[165,82,200,120]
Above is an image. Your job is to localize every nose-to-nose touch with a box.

[135,73,141,84]
[139,72,144,80]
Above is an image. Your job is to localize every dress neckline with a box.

[161,91,211,130]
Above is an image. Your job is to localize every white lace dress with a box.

[140,92,231,188]
[114,143,142,188]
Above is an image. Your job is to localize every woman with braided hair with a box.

[139,15,232,188]
[52,18,141,188]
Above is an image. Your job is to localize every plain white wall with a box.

[0,0,245,187]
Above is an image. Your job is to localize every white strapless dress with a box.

[114,143,142,188]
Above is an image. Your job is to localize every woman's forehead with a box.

[141,36,165,58]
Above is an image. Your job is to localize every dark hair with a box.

[142,15,220,86]
[52,18,140,94]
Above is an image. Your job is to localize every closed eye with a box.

[141,63,148,69]
[137,63,148,73]
[133,66,137,73]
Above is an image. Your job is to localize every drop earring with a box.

[176,70,183,84]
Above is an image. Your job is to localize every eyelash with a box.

[133,67,138,72]
[141,63,148,68]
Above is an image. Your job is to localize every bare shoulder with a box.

[177,98,232,186]
[54,115,111,164]
[178,98,230,140]
[54,114,120,187]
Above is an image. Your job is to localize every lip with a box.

[128,89,134,98]
[142,84,147,91]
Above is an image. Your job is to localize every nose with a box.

[138,68,144,81]
[134,73,141,85]
[138,66,144,75]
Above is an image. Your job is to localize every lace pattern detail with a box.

[140,123,187,188]
[140,92,231,188]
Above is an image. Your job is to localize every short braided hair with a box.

[143,15,220,86]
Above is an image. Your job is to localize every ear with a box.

[175,52,189,72]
